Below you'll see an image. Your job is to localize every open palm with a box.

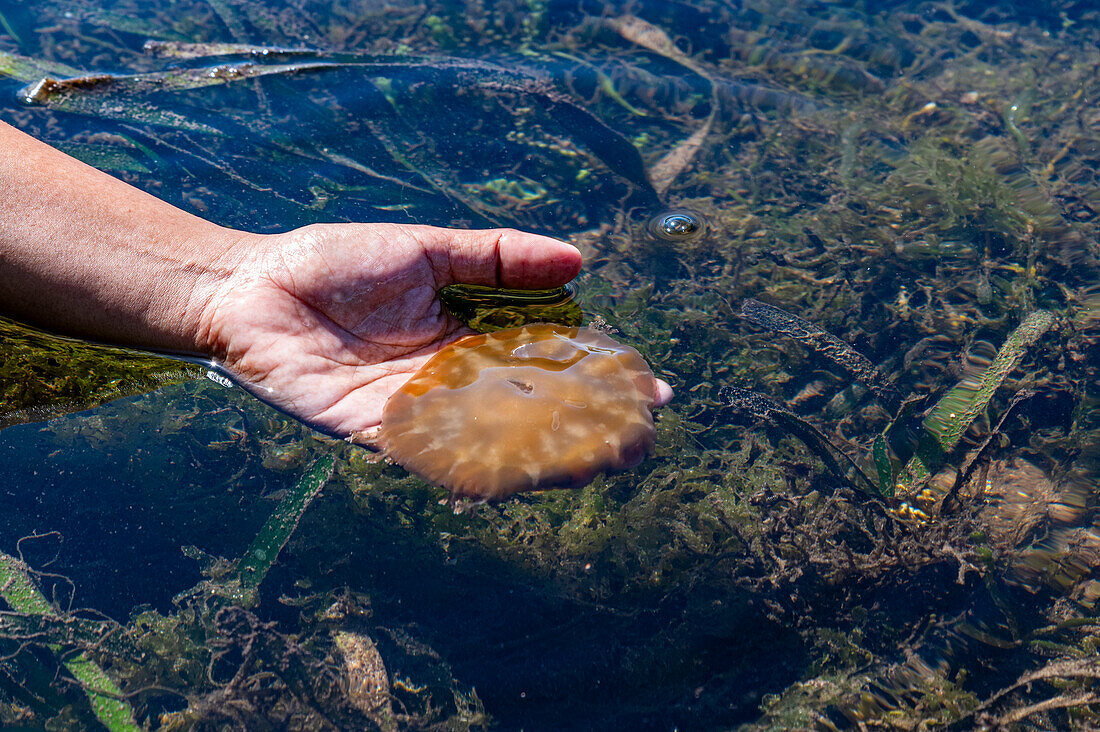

[200,223,585,439]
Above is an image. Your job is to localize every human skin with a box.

[0,120,672,439]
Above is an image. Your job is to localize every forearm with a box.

[0,120,243,356]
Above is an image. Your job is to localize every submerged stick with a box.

[0,551,140,732]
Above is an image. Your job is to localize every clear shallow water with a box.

[1,1,1099,729]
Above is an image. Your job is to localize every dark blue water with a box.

[0,381,298,616]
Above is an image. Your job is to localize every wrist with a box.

[168,226,260,359]
[0,120,257,358]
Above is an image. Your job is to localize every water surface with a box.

[0,1,1098,729]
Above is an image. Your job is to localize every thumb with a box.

[412,226,583,289]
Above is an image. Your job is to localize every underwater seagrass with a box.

[377,324,659,501]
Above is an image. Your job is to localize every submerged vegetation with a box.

[0,0,1098,728]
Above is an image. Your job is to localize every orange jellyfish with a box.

[377,324,659,501]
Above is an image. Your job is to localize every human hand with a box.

[199,223,672,440]
[0,122,672,438]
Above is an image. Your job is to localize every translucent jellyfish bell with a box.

[377,324,659,502]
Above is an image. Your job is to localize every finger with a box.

[654,378,674,407]
[415,226,582,289]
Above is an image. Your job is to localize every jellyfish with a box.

[377,324,660,501]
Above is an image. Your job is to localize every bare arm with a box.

[0,119,239,354]
[0,120,620,435]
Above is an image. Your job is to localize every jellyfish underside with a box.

[378,324,658,501]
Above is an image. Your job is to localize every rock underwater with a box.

[377,323,660,502]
